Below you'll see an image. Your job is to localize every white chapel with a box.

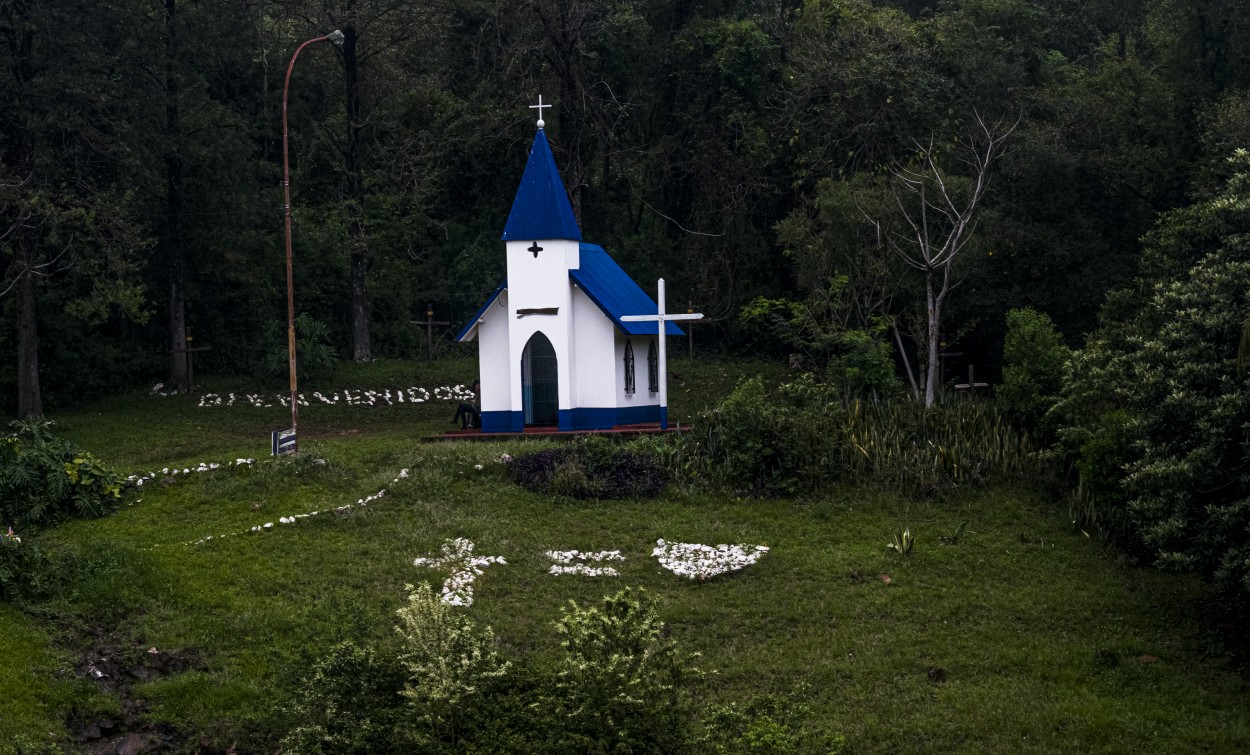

[455,101,690,433]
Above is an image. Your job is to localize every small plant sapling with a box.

[939,521,968,545]
[887,527,915,556]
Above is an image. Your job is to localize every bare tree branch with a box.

[865,112,1018,406]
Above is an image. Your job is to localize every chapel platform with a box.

[425,423,686,442]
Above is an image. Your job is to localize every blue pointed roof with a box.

[571,244,684,336]
[501,130,582,242]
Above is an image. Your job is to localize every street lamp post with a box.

[281,29,344,452]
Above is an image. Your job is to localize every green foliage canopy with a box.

[1055,152,1250,592]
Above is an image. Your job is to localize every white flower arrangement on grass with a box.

[412,538,506,607]
[194,384,475,409]
[651,539,769,581]
[544,549,625,577]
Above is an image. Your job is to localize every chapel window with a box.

[647,340,658,394]
[624,340,636,395]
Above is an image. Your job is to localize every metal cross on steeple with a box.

[530,95,551,129]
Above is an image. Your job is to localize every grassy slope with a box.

[3,356,1249,752]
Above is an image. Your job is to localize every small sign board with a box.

[271,428,297,456]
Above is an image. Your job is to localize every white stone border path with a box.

[141,467,410,548]
[126,458,256,488]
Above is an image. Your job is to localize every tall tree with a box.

[341,15,369,361]
[164,0,189,392]
[296,0,448,362]
[0,0,40,416]
[0,0,149,417]
[865,115,1014,406]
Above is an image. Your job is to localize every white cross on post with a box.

[621,279,703,430]
[530,94,551,129]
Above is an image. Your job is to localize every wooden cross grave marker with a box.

[415,305,451,361]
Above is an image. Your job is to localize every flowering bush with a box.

[652,539,769,581]
[545,588,698,752]
[396,582,514,748]
[1053,156,1250,592]
[284,587,709,753]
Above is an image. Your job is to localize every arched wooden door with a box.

[521,332,558,426]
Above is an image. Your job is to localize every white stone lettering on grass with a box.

[544,549,624,577]
[651,539,769,581]
[194,384,472,409]
[413,538,506,607]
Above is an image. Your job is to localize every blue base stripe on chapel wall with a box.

[617,405,662,426]
[481,407,662,432]
[480,411,524,433]
[560,405,661,430]
[660,406,668,429]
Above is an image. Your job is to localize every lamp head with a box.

[327,29,345,46]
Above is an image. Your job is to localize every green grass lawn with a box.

[3,356,1249,753]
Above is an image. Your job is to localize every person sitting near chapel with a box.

[452,379,481,429]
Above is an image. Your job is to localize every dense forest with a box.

[2,0,1248,414]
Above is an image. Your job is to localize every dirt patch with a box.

[71,637,207,754]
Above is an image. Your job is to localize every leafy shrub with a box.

[738,280,901,399]
[1070,409,1139,541]
[281,641,410,754]
[396,582,513,749]
[507,438,666,499]
[0,420,121,529]
[1053,153,1250,593]
[687,375,842,495]
[685,376,1039,496]
[0,529,53,604]
[827,326,901,399]
[281,587,701,754]
[259,313,339,380]
[697,688,846,753]
[998,307,1071,439]
[543,588,698,754]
